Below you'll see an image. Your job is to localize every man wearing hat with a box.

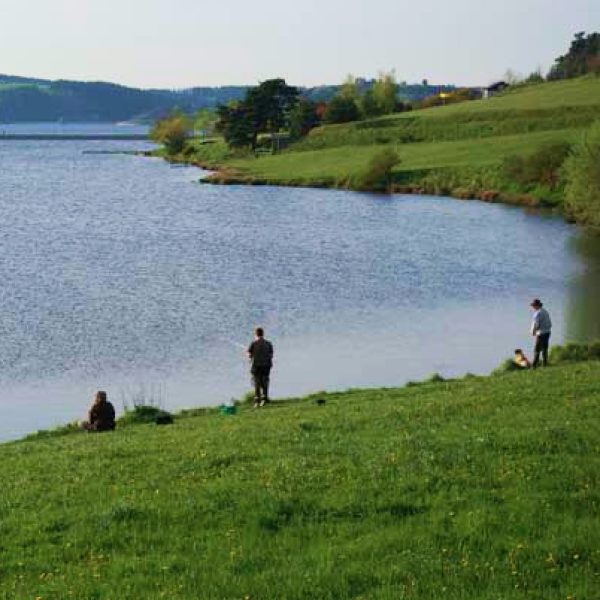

[530,298,552,368]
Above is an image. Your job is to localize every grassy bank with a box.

[178,76,600,212]
[2,356,599,599]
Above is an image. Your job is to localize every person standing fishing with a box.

[530,298,552,368]
[247,327,274,407]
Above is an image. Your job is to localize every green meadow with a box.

[223,129,584,186]
[1,357,599,599]
[190,76,600,206]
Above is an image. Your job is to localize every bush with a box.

[549,341,600,363]
[118,405,174,426]
[590,340,600,359]
[151,112,192,155]
[492,359,520,375]
[357,148,400,191]
[563,121,600,229]
[502,141,572,190]
[426,372,446,383]
[289,98,320,140]
[324,96,361,124]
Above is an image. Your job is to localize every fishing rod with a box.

[219,337,247,350]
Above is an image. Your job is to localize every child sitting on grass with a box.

[514,349,532,369]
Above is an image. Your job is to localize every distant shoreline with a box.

[0,133,150,141]
[149,76,600,231]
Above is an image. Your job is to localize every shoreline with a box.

[145,76,600,226]
[148,149,565,216]
[9,338,599,445]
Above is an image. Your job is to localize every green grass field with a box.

[412,76,600,115]
[2,359,599,599]
[190,76,600,205]
[224,129,584,185]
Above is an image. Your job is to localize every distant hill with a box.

[0,76,249,122]
[0,74,49,85]
[0,74,456,123]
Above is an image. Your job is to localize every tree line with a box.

[151,31,600,157]
[214,71,418,150]
[548,32,599,80]
[151,71,421,152]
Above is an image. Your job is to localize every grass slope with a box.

[1,362,599,599]
[192,76,600,206]
[413,77,600,115]
[225,129,584,186]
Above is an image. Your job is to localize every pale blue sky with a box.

[1,0,598,88]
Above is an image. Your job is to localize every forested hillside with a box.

[0,76,249,122]
[0,74,455,122]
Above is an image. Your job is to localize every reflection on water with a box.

[0,133,599,441]
[566,233,600,341]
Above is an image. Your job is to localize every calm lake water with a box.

[0,122,150,135]
[1,125,599,441]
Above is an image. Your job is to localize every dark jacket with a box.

[89,401,116,431]
[248,338,274,369]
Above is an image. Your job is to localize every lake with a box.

[1,125,599,441]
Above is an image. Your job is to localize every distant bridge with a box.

[0,134,151,141]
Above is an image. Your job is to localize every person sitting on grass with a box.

[83,390,116,432]
[513,348,531,369]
